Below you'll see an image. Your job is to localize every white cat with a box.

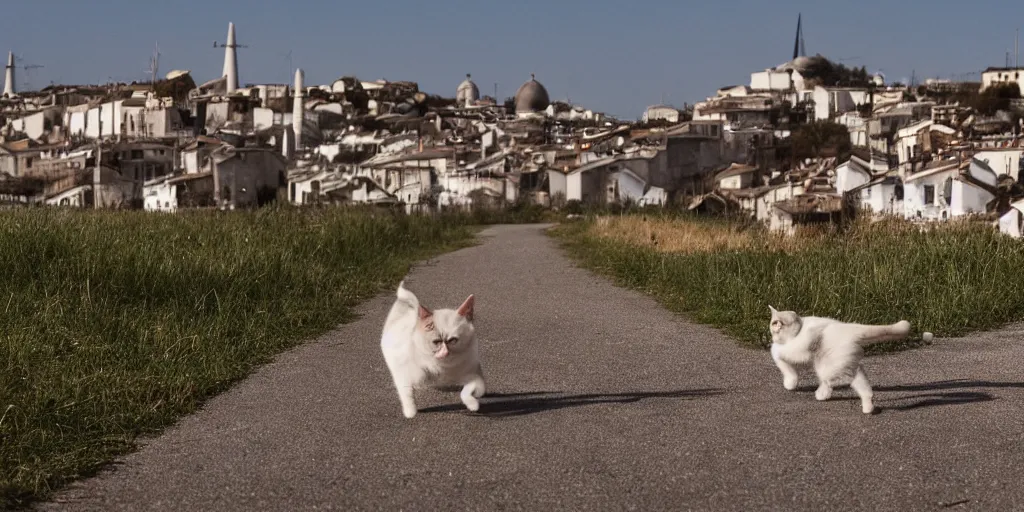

[768,306,911,414]
[380,281,484,419]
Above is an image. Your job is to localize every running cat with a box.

[768,305,910,414]
[380,281,483,419]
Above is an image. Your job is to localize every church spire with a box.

[792,14,806,60]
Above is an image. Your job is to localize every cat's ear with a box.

[457,294,475,321]
[768,305,777,315]
[418,305,432,320]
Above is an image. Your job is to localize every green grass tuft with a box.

[0,206,481,508]
[550,214,1024,353]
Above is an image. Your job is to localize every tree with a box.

[790,121,852,162]
[970,82,1021,116]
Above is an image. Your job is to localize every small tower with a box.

[457,73,480,108]
[222,22,239,93]
[3,52,15,98]
[293,68,305,149]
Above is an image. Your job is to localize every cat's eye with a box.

[447,337,458,345]
[432,339,442,345]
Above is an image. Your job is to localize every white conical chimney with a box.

[3,52,15,97]
[293,68,305,149]
[222,23,239,93]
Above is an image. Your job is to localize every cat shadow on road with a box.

[419,389,725,418]
[875,379,1024,411]
[795,379,1022,411]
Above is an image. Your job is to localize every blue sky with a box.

[0,0,1019,119]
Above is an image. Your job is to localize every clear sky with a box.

[0,0,1019,119]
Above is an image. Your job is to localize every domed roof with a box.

[456,73,479,105]
[775,54,830,75]
[514,74,550,114]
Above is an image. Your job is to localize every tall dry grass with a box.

[553,213,1024,351]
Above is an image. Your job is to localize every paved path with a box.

[43,224,1024,511]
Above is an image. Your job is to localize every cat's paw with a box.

[783,376,798,391]
[861,403,875,414]
[462,395,480,412]
[815,386,832,401]
[402,405,418,419]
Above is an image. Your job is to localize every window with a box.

[923,184,935,205]
[131,150,143,159]
[863,187,872,199]
[25,157,32,168]
[894,184,904,200]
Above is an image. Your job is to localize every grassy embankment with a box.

[551,213,1024,350]
[0,205,513,508]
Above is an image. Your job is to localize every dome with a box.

[775,54,830,75]
[456,73,479,107]
[514,74,550,114]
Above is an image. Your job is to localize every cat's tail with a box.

[855,320,911,345]
[395,280,419,309]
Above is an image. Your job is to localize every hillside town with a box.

[3,20,1024,237]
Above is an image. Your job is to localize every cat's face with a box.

[768,305,801,342]
[415,295,475,360]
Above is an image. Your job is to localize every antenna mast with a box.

[14,54,43,92]
[147,43,161,89]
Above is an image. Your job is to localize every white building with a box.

[980,67,1024,94]
[848,175,902,215]
[973,147,1024,181]
[894,119,933,171]
[564,154,669,205]
[750,68,804,91]
[836,112,868,147]
[715,163,758,190]
[723,182,806,225]
[903,159,997,221]
[834,158,872,195]
[8,108,62,141]
[642,105,682,124]
[143,174,178,212]
[998,199,1024,237]
[46,185,92,208]
[835,150,902,215]
[893,120,955,174]
[811,86,869,121]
